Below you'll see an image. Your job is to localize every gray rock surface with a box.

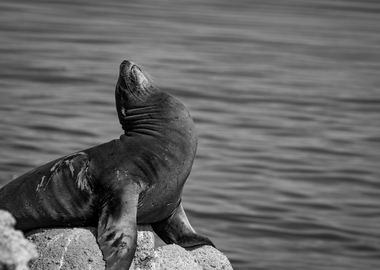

[26,226,233,270]
[27,228,105,270]
[27,226,157,270]
[191,245,233,270]
[129,225,156,270]
[0,210,38,270]
[151,244,202,270]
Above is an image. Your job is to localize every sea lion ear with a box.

[97,183,140,269]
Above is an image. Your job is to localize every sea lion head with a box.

[115,60,159,124]
[115,60,195,143]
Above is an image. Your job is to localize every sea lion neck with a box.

[119,101,164,136]
[119,93,192,139]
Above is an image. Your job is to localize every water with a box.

[1,0,380,269]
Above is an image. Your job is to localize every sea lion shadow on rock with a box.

[0,60,214,270]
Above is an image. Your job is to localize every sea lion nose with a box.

[120,60,135,77]
[131,65,148,86]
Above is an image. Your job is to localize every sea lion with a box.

[0,60,214,269]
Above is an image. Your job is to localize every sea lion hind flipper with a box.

[97,184,139,270]
[152,202,215,249]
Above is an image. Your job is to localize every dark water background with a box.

[1,0,380,269]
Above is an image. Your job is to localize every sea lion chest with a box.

[95,129,196,224]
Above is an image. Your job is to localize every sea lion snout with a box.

[119,60,135,77]
[116,60,153,104]
[119,60,147,84]
[131,65,149,87]
[117,60,152,92]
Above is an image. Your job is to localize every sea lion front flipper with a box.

[97,183,140,270]
[152,202,215,249]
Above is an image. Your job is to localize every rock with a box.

[27,227,105,270]
[26,225,233,270]
[130,225,156,270]
[0,210,16,227]
[27,226,156,270]
[151,244,202,270]
[0,210,38,270]
[149,244,234,270]
[191,245,233,270]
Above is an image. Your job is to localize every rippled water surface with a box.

[1,1,380,269]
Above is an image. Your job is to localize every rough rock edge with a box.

[26,226,233,270]
[0,210,38,270]
[27,227,105,270]
[152,244,203,270]
[190,245,233,270]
